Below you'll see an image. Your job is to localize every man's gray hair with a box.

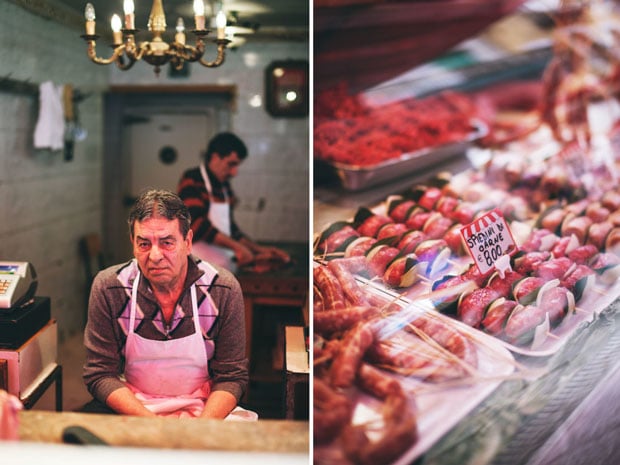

[128,189,192,238]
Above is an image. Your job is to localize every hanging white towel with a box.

[33,81,65,151]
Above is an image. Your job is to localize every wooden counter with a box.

[19,411,309,454]
[236,242,309,360]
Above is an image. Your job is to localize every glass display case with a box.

[313,2,620,464]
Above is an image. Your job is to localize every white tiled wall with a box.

[0,0,107,339]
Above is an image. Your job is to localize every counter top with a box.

[1,442,307,465]
[18,411,308,454]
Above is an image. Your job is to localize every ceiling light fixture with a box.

[81,0,229,76]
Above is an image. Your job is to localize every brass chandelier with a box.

[81,0,229,75]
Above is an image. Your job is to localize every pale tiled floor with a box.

[57,332,91,412]
[24,331,90,412]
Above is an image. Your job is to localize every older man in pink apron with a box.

[83,190,256,420]
[178,132,289,272]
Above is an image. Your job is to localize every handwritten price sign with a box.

[460,209,517,275]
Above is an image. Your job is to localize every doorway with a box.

[102,86,236,264]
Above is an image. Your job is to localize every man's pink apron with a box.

[124,271,256,420]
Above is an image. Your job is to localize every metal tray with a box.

[319,120,488,192]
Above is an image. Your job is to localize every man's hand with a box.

[255,245,290,263]
[233,243,255,267]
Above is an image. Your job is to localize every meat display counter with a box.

[313,3,620,463]
[314,146,620,465]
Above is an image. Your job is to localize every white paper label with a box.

[460,209,517,275]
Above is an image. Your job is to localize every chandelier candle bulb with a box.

[123,0,135,29]
[216,10,226,39]
[111,14,123,45]
[84,3,96,35]
[175,18,186,44]
[193,0,205,30]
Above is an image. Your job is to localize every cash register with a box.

[0,262,50,349]
[0,261,38,310]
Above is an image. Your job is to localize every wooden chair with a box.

[79,233,105,326]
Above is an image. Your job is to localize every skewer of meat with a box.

[383,254,428,288]
[406,209,433,231]
[504,284,574,345]
[397,230,427,254]
[345,236,378,258]
[315,221,360,256]
[520,228,560,253]
[376,222,409,241]
[355,207,393,237]
[561,214,592,244]
[457,287,501,328]
[422,212,455,240]
[387,197,418,223]
[587,221,613,250]
[366,242,401,277]
[481,298,519,337]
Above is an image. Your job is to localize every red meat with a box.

[345,237,377,258]
[568,244,598,265]
[397,230,427,254]
[587,222,613,250]
[388,199,417,223]
[457,288,500,328]
[406,211,432,231]
[357,215,392,237]
[482,298,518,337]
[367,246,400,277]
[536,257,574,281]
[418,187,443,210]
[376,222,408,241]
[423,214,454,240]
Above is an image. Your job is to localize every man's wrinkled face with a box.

[132,215,193,289]
[209,151,242,183]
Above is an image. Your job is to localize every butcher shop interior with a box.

[314,1,620,464]
[5,0,620,464]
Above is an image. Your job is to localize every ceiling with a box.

[55,0,309,43]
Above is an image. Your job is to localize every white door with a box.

[118,112,214,260]
[129,113,213,196]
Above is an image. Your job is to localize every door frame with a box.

[102,85,236,265]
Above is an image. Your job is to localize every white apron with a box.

[192,163,236,271]
[124,272,257,420]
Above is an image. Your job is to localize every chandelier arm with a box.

[129,41,150,62]
[84,40,127,66]
[198,41,228,68]
[114,54,137,70]
[123,37,148,62]
[169,43,205,63]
